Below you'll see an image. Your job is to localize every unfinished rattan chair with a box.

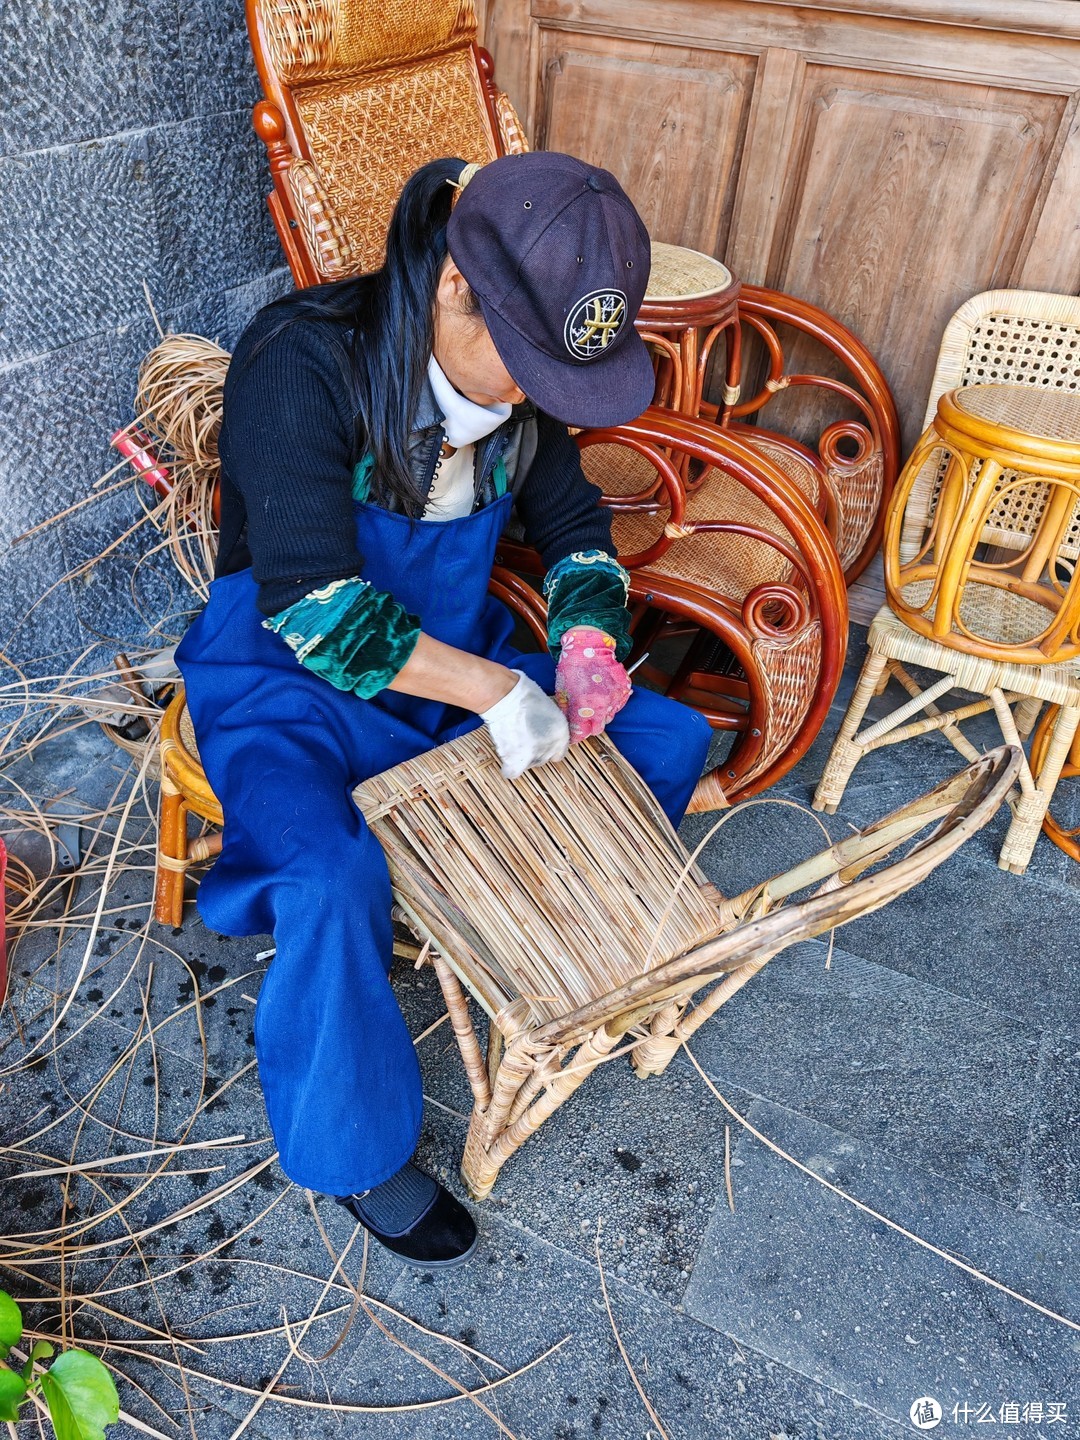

[355,730,1019,1198]
[815,290,1080,874]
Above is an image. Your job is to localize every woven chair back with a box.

[252,0,501,277]
[903,290,1080,565]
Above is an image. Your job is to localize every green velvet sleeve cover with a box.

[543,549,632,662]
[263,575,422,699]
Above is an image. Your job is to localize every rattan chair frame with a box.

[497,408,849,805]
[354,732,1019,1198]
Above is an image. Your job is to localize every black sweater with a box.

[216,309,614,617]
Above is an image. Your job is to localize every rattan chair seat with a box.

[586,436,820,599]
[867,603,1080,707]
[645,242,734,303]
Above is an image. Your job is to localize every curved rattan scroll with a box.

[722,286,902,585]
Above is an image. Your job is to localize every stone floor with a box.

[1,626,1077,1439]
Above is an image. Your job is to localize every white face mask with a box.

[427,356,512,449]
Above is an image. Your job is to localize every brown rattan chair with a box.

[355,730,1020,1198]
[815,290,1080,874]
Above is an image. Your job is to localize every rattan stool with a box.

[638,242,742,419]
[885,384,1080,665]
[154,692,224,927]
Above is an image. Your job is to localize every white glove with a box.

[481,670,570,780]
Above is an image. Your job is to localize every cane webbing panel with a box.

[645,243,733,303]
[261,0,477,85]
[899,578,1060,650]
[583,439,819,600]
[831,447,884,573]
[178,704,201,765]
[354,730,725,1027]
[743,620,823,786]
[955,383,1080,444]
[294,48,497,273]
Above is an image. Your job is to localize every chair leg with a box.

[154,780,189,928]
[462,1024,620,1200]
[1012,696,1043,741]
[998,702,1080,875]
[813,650,889,813]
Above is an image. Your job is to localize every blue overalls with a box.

[176,490,713,1195]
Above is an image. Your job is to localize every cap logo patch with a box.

[564,289,628,360]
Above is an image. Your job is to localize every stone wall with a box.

[0,1,291,667]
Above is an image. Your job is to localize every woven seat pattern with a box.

[295,50,497,274]
[354,731,726,1027]
[645,242,733,304]
[261,0,478,84]
[898,578,1058,650]
[584,439,819,600]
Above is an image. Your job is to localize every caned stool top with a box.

[645,243,734,303]
[884,381,1080,664]
[946,384,1080,469]
[638,242,740,331]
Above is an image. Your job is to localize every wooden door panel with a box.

[536,32,757,255]
[759,69,1069,449]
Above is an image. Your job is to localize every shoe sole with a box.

[389,1228,480,1270]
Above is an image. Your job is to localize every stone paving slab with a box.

[683,1096,1080,1432]
[685,937,1044,1207]
[322,1216,910,1440]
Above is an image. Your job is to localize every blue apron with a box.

[176,493,711,1195]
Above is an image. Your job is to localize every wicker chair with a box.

[355,729,1019,1198]
[814,290,1080,873]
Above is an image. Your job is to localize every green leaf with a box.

[40,1351,119,1440]
[23,1339,56,1380]
[0,1292,22,1356]
[0,1366,27,1423]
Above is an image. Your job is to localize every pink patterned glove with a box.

[555,626,632,743]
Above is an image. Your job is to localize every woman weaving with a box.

[176,152,712,1267]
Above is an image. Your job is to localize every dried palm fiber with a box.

[133,332,228,468]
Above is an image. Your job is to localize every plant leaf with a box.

[40,1351,119,1440]
[24,1339,56,1380]
[0,1292,22,1356]
[0,1366,27,1423]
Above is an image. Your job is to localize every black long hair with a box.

[254,156,477,515]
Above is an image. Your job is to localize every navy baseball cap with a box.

[446,152,655,429]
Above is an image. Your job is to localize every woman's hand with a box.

[480,671,569,779]
[386,634,568,778]
[554,626,631,742]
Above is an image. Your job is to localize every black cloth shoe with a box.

[335,1167,478,1269]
